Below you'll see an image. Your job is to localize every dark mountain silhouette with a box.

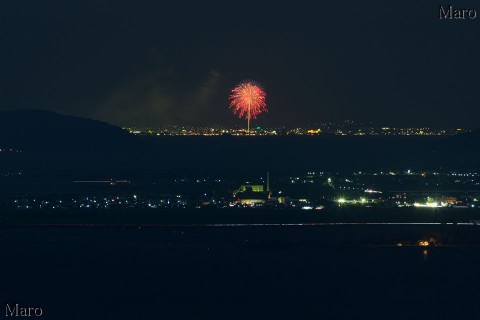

[0,109,136,151]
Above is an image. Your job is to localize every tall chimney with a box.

[267,171,270,193]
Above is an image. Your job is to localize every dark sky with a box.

[1,0,479,128]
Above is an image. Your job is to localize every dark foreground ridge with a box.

[1,222,480,320]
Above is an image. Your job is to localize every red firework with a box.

[229,81,267,132]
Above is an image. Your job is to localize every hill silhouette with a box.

[0,109,136,151]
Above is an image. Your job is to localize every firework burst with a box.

[229,81,267,133]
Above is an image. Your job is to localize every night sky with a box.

[1,0,479,128]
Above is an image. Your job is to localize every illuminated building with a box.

[441,196,457,204]
[233,172,272,205]
[233,185,267,205]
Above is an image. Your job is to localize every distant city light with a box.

[123,121,469,137]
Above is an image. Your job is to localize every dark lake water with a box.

[1,225,479,320]
[4,135,480,180]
